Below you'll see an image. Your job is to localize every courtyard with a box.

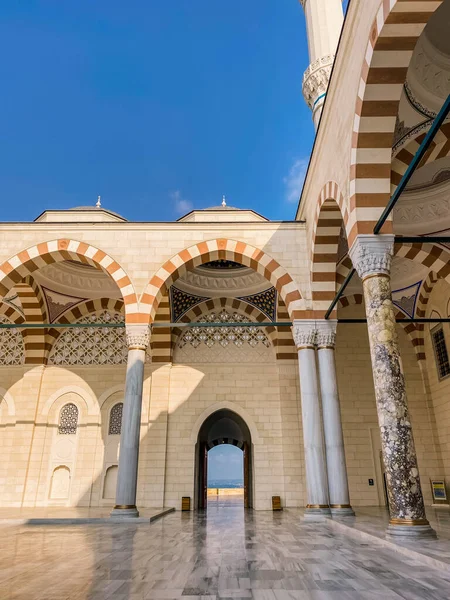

[2,508,450,600]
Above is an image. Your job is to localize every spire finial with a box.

[96,195,101,208]
[222,195,226,208]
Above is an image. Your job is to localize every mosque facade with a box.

[1,0,450,539]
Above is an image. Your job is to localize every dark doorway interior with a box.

[195,409,253,509]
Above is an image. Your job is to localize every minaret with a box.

[300,0,344,129]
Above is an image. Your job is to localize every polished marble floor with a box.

[2,506,450,600]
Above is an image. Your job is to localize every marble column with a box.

[316,320,354,516]
[111,324,150,519]
[293,320,330,517]
[349,235,435,538]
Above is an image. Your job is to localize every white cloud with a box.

[283,158,309,204]
[170,190,193,215]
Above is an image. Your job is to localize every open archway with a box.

[195,408,253,510]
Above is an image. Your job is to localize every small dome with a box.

[202,205,240,211]
[69,206,125,218]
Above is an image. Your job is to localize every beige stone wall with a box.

[2,301,448,511]
[0,221,310,305]
[0,359,304,510]
[163,362,303,511]
[424,279,450,486]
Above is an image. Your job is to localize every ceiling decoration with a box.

[170,286,210,322]
[392,281,422,319]
[41,287,87,323]
[237,288,277,322]
[176,266,269,298]
[199,260,246,270]
[33,261,120,299]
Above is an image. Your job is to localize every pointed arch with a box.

[190,401,261,445]
[0,239,138,321]
[391,126,450,192]
[171,296,278,350]
[311,182,349,316]
[140,239,304,322]
[349,0,443,245]
[14,275,48,364]
[46,297,125,353]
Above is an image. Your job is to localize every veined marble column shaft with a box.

[111,324,150,519]
[293,321,330,517]
[350,235,435,538]
[316,321,354,516]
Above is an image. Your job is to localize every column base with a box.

[110,505,140,519]
[303,504,331,520]
[387,518,436,539]
[330,504,355,517]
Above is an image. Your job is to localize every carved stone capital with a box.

[292,319,317,349]
[126,324,151,350]
[349,235,394,281]
[316,320,337,349]
[302,55,334,110]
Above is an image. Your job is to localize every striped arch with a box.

[151,291,171,363]
[337,243,450,288]
[0,240,138,322]
[407,271,440,361]
[338,293,423,361]
[275,297,297,360]
[336,255,353,289]
[15,275,48,364]
[0,301,24,325]
[140,239,304,323]
[391,125,450,192]
[171,297,278,350]
[46,298,125,354]
[349,0,443,245]
[311,182,349,315]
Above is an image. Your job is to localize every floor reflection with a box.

[1,507,450,599]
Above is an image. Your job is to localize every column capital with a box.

[349,234,394,281]
[292,319,317,349]
[316,319,337,349]
[126,324,150,350]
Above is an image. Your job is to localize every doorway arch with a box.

[195,409,253,509]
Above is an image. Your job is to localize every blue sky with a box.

[208,444,243,482]
[0,1,315,222]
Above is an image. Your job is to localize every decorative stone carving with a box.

[302,55,334,110]
[126,324,150,350]
[58,403,79,435]
[175,310,273,364]
[180,268,266,293]
[316,320,337,349]
[409,33,450,104]
[238,288,277,321]
[108,403,123,435]
[349,235,394,281]
[170,286,210,322]
[0,315,25,365]
[292,320,317,349]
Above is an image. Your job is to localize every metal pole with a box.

[324,268,356,319]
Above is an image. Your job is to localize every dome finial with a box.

[96,195,101,208]
[222,195,226,208]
